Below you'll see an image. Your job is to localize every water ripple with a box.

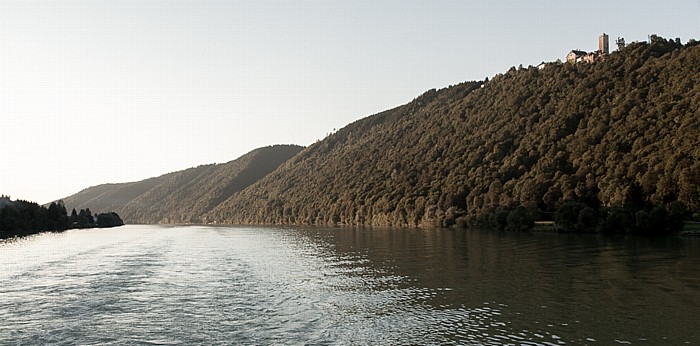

[1,225,699,345]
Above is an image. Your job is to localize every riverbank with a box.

[532,221,557,232]
[529,220,700,236]
[680,221,700,236]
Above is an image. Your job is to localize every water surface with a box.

[1,225,698,344]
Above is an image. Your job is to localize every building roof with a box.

[568,50,588,56]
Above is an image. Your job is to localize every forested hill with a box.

[206,38,700,229]
[61,145,304,224]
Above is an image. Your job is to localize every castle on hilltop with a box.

[567,33,609,64]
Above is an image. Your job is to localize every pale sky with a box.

[1,0,698,204]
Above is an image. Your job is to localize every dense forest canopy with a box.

[205,37,700,232]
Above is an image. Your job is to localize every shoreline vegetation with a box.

[0,196,124,240]
[474,200,693,235]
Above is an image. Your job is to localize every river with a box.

[1,225,698,345]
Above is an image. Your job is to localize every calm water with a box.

[1,225,699,345]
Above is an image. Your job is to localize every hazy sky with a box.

[1,0,698,204]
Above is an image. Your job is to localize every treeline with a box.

[0,196,124,239]
[206,36,700,233]
[482,201,691,234]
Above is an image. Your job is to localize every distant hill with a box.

[61,145,304,224]
[61,177,169,216]
[205,38,700,228]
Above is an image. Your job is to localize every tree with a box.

[46,202,68,230]
[649,205,669,234]
[616,37,626,50]
[0,207,18,232]
[505,206,536,231]
[634,210,651,234]
[96,212,124,228]
[678,165,700,212]
[554,201,587,231]
[668,202,690,232]
[577,207,598,231]
[598,207,635,233]
[77,208,95,228]
[489,207,509,230]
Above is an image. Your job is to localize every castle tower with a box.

[599,33,609,54]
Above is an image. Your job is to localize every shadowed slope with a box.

[61,145,304,224]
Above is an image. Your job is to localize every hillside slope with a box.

[206,39,700,228]
[61,177,169,215]
[62,145,304,224]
